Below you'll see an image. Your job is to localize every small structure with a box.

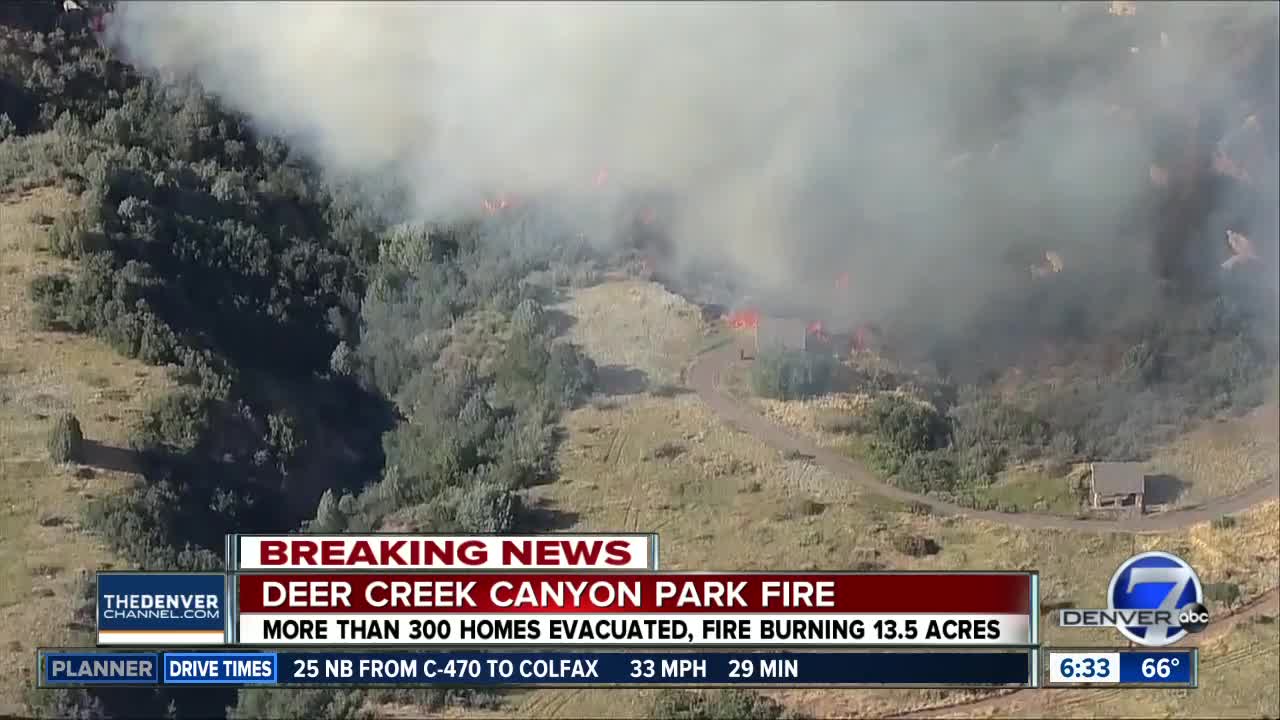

[755,316,809,354]
[1089,462,1148,511]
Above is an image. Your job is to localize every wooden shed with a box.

[1089,462,1148,512]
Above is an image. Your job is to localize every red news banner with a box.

[235,573,1034,646]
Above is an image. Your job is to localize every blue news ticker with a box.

[1118,651,1195,684]
[41,650,1031,687]
[96,573,225,633]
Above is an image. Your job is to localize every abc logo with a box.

[1177,602,1210,634]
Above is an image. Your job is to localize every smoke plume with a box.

[106,1,1278,328]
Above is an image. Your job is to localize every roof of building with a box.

[1090,462,1148,496]
[756,316,808,351]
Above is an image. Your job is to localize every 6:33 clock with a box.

[1048,652,1121,684]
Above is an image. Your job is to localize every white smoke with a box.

[105,1,1278,317]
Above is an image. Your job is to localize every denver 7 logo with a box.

[1109,552,1204,646]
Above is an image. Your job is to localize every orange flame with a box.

[482,193,521,215]
[727,310,760,329]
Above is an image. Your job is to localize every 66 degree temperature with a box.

[1141,657,1180,679]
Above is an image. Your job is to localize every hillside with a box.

[2,15,604,719]
[494,275,1279,719]
[0,186,176,715]
[2,4,1278,720]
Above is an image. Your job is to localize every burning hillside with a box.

[99,2,1278,380]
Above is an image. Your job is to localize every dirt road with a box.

[688,343,1279,534]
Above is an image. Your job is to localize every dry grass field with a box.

[554,279,709,390]
[501,278,1280,719]
[0,187,173,714]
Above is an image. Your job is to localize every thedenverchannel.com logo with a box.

[1059,551,1210,647]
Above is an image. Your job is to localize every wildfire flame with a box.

[483,167,613,216]
[727,310,760,329]
[482,193,520,215]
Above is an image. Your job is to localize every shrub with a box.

[329,341,357,376]
[46,211,102,258]
[267,412,304,465]
[28,272,72,310]
[782,449,812,462]
[773,497,826,521]
[447,477,521,533]
[130,390,211,453]
[1204,582,1242,609]
[308,490,351,534]
[1210,515,1237,530]
[948,389,1047,466]
[850,365,900,393]
[648,442,687,460]
[545,341,598,408]
[230,688,372,720]
[953,443,1006,486]
[867,395,949,454]
[750,349,834,400]
[891,450,959,494]
[893,534,940,557]
[906,500,933,516]
[650,689,793,720]
[863,395,949,476]
[47,412,84,463]
[28,273,74,330]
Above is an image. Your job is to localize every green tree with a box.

[863,395,950,476]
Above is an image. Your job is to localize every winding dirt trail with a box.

[688,343,1278,717]
[688,343,1279,534]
